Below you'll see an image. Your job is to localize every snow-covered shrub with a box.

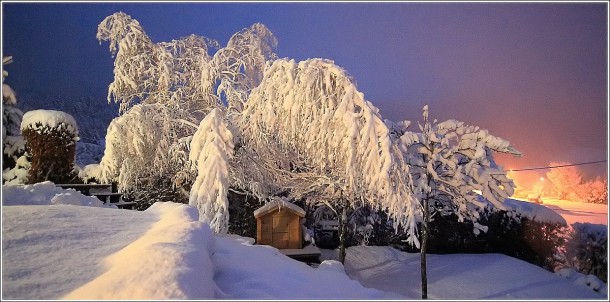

[2,135,25,175]
[3,153,31,185]
[345,205,399,247]
[21,110,80,184]
[17,94,118,167]
[556,222,607,283]
[121,177,186,211]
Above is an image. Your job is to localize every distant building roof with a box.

[253,197,305,218]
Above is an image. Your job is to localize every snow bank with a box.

[64,202,216,300]
[503,198,567,225]
[2,181,107,207]
[20,109,79,137]
[3,185,604,300]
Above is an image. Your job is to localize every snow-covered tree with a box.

[546,162,583,200]
[237,58,417,262]
[188,108,235,233]
[97,12,159,113]
[398,105,521,299]
[97,103,192,193]
[97,12,277,118]
[2,56,27,184]
[577,176,607,204]
[213,23,278,113]
[96,13,278,204]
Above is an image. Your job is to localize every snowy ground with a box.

[2,182,608,300]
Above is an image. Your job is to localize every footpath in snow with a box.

[1,182,607,299]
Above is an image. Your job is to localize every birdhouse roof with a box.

[253,198,305,218]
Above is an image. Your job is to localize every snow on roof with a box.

[253,197,305,218]
[503,198,567,226]
[21,109,79,137]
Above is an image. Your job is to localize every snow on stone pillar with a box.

[21,109,80,184]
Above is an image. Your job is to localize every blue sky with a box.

[2,2,607,181]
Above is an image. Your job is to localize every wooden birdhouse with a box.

[254,198,305,249]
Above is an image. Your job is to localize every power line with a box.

[509,160,607,172]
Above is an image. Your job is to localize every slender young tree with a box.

[398,105,521,299]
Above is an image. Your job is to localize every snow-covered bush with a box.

[17,94,118,167]
[556,222,607,283]
[3,153,31,185]
[21,110,80,184]
[344,205,399,247]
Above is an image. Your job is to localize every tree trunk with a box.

[421,197,429,299]
[338,205,347,264]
